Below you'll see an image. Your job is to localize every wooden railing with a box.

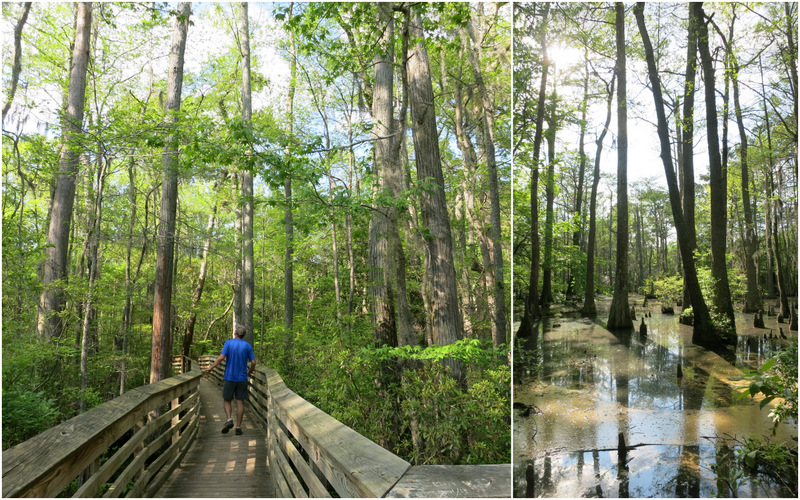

[2,367,201,498]
[171,354,194,375]
[199,355,510,498]
[3,355,509,498]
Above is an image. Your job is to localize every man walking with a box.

[203,325,257,435]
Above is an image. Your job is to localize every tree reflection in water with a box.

[513,304,796,497]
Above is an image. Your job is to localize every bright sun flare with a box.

[548,44,583,68]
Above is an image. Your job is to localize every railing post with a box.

[133,417,146,486]
[171,397,180,445]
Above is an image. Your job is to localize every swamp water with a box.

[513,297,797,497]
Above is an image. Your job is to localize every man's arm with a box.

[203,353,225,373]
[248,358,257,376]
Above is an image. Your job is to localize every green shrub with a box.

[652,275,682,305]
[739,340,798,433]
[717,340,800,496]
[2,390,60,450]
[395,360,511,465]
[266,328,511,465]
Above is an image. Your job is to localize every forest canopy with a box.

[514,2,797,343]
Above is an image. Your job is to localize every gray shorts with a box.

[222,380,249,401]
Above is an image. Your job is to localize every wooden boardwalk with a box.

[158,377,274,497]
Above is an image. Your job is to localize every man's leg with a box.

[223,399,233,421]
[221,381,235,433]
[236,399,244,427]
[234,382,246,434]
[221,398,235,433]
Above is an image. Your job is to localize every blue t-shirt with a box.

[221,338,255,382]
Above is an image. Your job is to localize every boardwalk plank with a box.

[157,378,274,498]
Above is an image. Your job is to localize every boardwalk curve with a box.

[3,357,510,497]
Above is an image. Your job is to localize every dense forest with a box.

[2,2,511,465]
[513,2,797,495]
[515,2,797,342]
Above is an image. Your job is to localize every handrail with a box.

[171,354,194,374]
[264,367,411,497]
[200,356,510,498]
[2,368,202,498]
[3,355,509,498]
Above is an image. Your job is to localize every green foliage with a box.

[694,265,747,307]
[650,266,747,321]
[2,389,60,450]
[257,321,510,465]
[710,446,747,498]
[396,362,511,465]
[363,338,506,368]
[712,436,798,498]
[739,434,796,476]
[738,341,798,433]
[718,342,798,500]
[60,386,107,412]
[651,275,682,304]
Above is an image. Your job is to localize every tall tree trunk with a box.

[80,156,107,409]
[464,15,507,348]
[407,7,464,380]
[582,74,615,317]
[608,190,614,285]
[634,2,727,347]
[635,203,644,289]
[695,2,736,334]
[367,3,395,348]
[120,157,137,395]
[74,149,94,356]
[759,59,792,318]
[680,9,698,311]
[771,172,791,318]
[731,53,762,313]
[150,2,190,384]
[607,2,633,331]
[239,2,255,346]
[518,3,549,335]
[368,2,414,350]
[452,55,485,338]
[568,51,590,299]
[2,2,32,122]
[37,2,92,339]
[368,5,415,452]
[760,55,788,313]
[764,167,776,299]
[233,173,242,330]
[182,194,219,361]
[394,5,416,347]
[346,146,356,319]
[260,207,267,344]
[785,2,798,144]
[327,170,343,326]
[283,3,297,374]
[540,94,557,307]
